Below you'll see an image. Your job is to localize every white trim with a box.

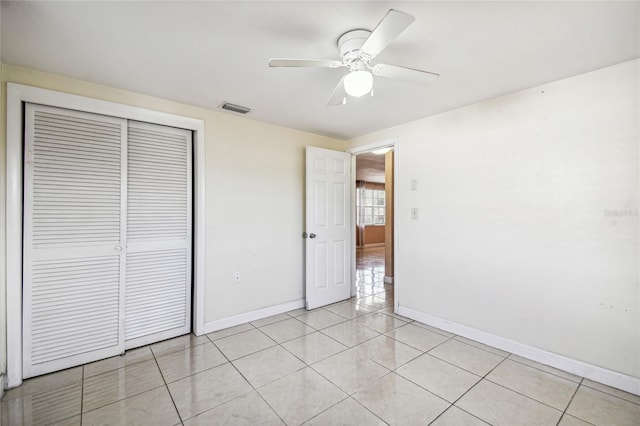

[347,139,396,155]
[398,306,640,396]
[5,82,206,388]
[203,299,305,334]
[362,243,385,248]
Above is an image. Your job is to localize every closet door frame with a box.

[6,83,206,388]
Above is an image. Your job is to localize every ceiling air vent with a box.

[219,102,251,114]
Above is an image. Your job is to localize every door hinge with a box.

[302,232,308,239]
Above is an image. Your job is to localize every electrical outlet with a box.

[411,179,418,191]
[233,272,241,283]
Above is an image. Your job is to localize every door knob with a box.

[309,233,316,239]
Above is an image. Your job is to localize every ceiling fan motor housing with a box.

[337,30,372,66]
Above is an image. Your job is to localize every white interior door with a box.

[305,147,352,309]
[124,121,192,349]
[23,104,127,378]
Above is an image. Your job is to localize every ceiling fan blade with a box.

[327,76,347,106]
[372,63,439,85]
[361,9,415,57]
[268,58,343,68]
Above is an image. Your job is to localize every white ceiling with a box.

[2,1,638,140]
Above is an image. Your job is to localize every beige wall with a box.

[349,60,640,379]
[0,65,345,378]
[363,226,385,245]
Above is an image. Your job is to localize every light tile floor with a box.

[2,247,639,425]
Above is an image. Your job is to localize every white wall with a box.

[349,60,639,379]
[0,3,6,396]
[0,65,345,379]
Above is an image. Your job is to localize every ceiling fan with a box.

[268,9,439,106]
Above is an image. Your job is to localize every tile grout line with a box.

[438,352,512,424]
[506,353,582,385]
[554,378,596,426]
[215,335,291,426]
[151,344,183,424]
[79,365,85,426]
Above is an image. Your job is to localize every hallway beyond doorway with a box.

[355,246,391,300]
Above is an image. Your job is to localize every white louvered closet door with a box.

[23,104,127,378]
[125,121,192,349]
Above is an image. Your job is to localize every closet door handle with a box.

[115,245,123,253]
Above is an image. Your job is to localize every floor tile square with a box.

[320,320,380,347]
[325,300,372,319]
[250,313,291,328]
[258,367,347,426]
[183,391,284,425]
[429,339,504,376]
[303,397,386,426]
[214,328,276,360]
[312,348,390,394]
[508,354,581,383]
[557,414,594,426]
[3,367,82,401]
[413,322,456,338]
[356,312,408,333]
[150,333,210,357]
[431,406,490,426]
[233,345,305,388]
[82,386,179,426]
[286,308,307,317]
[566,385,640,426]
[486,359,579,410]
[49,415,82,425]
[386,323,450,351]
[380,307,411,321]
[354,295,390,312]
[353,373,449,425]
[206,323,254,341]
[168,363,252,420]
[296,309,347,330]
[355,335,422,370]
[397,354,481,402]
[457,379,562,426]
[82,359,164,412]
[1,382,82,425]
[156,341,228,383]
[581,378,640,405]
[453,336,510,357]
[259,318,315,343]
[84,347,154,378]
[282,332,347,364]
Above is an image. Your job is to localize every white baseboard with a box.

[384,276,394,284]
[398,306,640,396]
[202,299,305,335]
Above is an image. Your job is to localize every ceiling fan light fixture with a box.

[344,70,373,97]
[371,147,391,155]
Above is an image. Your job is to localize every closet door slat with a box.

[125,121,192,348]
[23,104,126,378]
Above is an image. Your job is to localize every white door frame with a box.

[5,83,206,388]
[347,138,399,312]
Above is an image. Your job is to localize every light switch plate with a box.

[411,208,419,219]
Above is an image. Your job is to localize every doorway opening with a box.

[352,145,395,311]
